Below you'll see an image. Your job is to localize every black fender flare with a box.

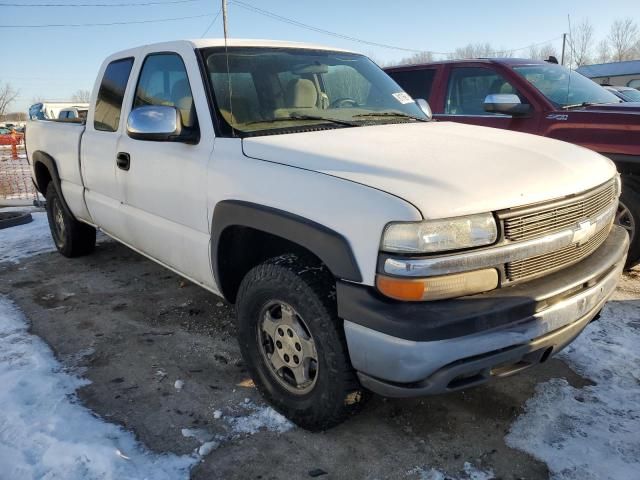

[211,200,363,288]
[31,151,75,218]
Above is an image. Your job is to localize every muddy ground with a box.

[2,235,633,480]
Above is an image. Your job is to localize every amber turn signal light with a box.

[376,269,499,301]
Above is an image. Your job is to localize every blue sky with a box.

[1,0,638,112]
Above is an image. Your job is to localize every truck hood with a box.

[242,122,616,219]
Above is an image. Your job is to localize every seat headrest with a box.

[285,79,317,108]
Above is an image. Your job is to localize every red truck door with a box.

[434,64,540,134]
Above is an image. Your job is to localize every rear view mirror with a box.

[484,94,531,116]
[127,105,197,144]
[415,98,433,121]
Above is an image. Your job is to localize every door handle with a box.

[116,152,130,171]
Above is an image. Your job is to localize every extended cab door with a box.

[82,56,135,240]
[115,45,216,288]
[435,64,540,134]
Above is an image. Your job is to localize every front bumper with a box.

[341,225,629,397]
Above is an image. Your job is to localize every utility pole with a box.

[222,0,228,41]
[560,33,567,66]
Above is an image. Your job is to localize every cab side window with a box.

[133,53,197,129]
[94,58,134,132]
[445,67,526,115]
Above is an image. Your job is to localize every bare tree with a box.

[608,18,639,61]
[395,51,434,66]
[539,44,559,60]
[595,38,611,64]
[570,18,594,66]
[0,82,20,117]
[528,44,558,60]
[71,89,91,103]
[448,43,495,60]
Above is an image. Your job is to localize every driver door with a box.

[116,46,216,287]
[436,65,538,134]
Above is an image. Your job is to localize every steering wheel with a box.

[330,97,358,108]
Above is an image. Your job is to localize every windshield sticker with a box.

[392,92,414,104]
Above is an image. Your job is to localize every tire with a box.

[236,253,368,431]
[0,211,32,230]
[45,184,96,257]
[618,175,640,268]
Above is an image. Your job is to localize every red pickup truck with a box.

[385,58,640,266]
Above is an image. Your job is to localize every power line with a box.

[200,7,221,37]
[0,13,212,28]
[230,0,436,54]
[231,1,562,58]
[0,0,199,6]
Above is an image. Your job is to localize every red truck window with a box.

[386,69,436,101]
[445,67,525,115]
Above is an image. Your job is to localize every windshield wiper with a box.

[244,115,356,127]
[352,112,428,122]
[561,102,597,110]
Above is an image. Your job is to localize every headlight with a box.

[381,213,498,254]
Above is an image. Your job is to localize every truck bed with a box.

[26,119,87,218]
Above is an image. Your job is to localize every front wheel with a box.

[236,254,368,431]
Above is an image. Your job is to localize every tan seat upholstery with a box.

[170,79,195,128]
[286,78,318,107]
[219,96,252,126]
[273,78,320,118]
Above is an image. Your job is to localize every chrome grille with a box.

[506,224,611,281]
[503,181,617,242]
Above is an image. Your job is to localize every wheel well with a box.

[34,157,53,194]
[216,226,331,303]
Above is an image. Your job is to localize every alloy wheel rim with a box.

[616,200,635,243]
[52,198,66,246]
[257,301,318,395]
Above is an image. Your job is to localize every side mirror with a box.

[415,98,433,121]
[127,105,197,143]
[483,94,531,116]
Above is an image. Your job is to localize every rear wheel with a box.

[46,184,96,257]
[617,176,640,268]
[236,254,368,431]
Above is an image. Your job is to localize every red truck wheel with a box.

[618,176,640,268]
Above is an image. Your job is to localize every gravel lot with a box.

[1,211,638,480]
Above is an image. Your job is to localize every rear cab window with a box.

[386,68,436,102]
[94,57,134,132]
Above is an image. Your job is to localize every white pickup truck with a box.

[26,39,628,430]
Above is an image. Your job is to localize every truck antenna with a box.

[222,0,235,134]
[565,15,574,107]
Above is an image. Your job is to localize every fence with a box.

[0,138,39,206]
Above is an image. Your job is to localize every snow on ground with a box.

[407,462,494,480]
[226,402,294,435]
[180,400,294,457]
[0,296,196,480]
[0,210,55,264]
[507,280,640,480]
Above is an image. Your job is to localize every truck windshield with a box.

[200,47,428,136]
[512,64,622,108]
